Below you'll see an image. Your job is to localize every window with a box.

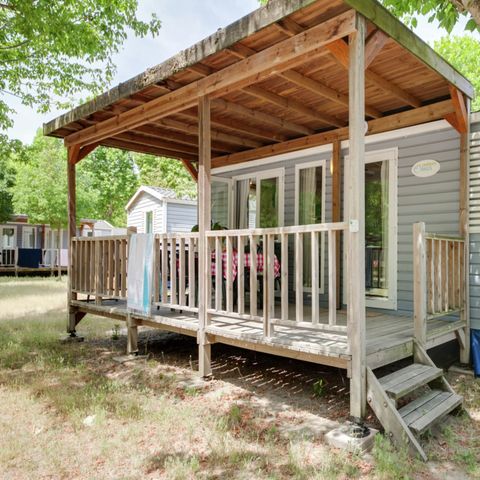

[1,227,16,248]
[145,211,153,233]
[233,169,284,229]
[295,160,326,292]
[22,227,36,248]
[211,177,233,229]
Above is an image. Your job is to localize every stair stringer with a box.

[366,367,428,461]
[413,341,456,395]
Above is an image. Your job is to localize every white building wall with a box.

[127,192,165,234]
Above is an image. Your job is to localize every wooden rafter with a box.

[278,69,382,119]
[365,29,388,68]
[154,117,264,149]
[178,111,290,143]
[446,85,468,134]
[326,39,422,108]
[64,10,357,148]
[211,99,454,168]
[212,98,314,135]
[244,85,346,128]
[181,159,198,181]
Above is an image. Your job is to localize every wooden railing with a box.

[0,247,17,267]
[413,222,467,345]
[152,233,199,313]
[71,236,129,301]
[205,222,348,337]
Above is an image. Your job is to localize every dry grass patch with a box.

[0,277,479,479]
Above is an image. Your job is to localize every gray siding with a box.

[127,192,164,234]
[215,123,462,315]
[470,120,480,330]
[166,202,197,233]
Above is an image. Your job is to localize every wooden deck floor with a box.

[72,299,465,371]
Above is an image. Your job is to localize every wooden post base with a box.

[126,314,139,355]
[198,336,212,378]
[67,309,86,334]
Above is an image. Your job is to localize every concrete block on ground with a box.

[325,424,379,454]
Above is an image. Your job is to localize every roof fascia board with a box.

[43,0,319,136]
[344,0,474,98]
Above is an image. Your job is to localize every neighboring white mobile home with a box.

[126,186,197,234]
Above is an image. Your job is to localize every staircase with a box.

[367,341,462,461]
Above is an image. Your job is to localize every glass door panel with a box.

[259,177,279,228]
[365,160,389,299]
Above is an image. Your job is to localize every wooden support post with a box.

[126,313,139,355]
[67,146,79,334]
[198,96,212,377]
[413,222,427,352]
[347,14,367,422]
[459,97,471,364]
[331,139,342,309]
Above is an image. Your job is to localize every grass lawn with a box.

[0,276,479,479]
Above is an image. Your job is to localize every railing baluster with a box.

[226,236,233,313]
[328,230,336,326]
[121,239,127,299]
[170,236,177,305]
[179,237,186,306]
[215,236,222,311]
[267,233,275,321]
[281,232,288,321]
[237,235,245,315]
[295,232,303,324]
[188,237,196,308]
[311,231,319,325]
[161,236,168,304]
[249,234,257,316]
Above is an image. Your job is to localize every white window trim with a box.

[1,225,17,249]
[22,226,36,248]
[343,147,398,310]
[144,210,155,234]
[294,159,327,294]
[232,167,285,228]
[211,176,234,229]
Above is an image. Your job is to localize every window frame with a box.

[232,167,285,229]
[144,210,154,234]
[294,159,327,294]
[22,226,36,248]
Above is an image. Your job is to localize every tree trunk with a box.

[451,0,480,28]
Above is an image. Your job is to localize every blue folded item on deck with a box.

[472,329,480,377]
[17,248,42,268]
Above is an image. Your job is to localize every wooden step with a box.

[399,390,463,435]
[378,363,443,400]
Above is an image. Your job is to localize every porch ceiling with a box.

[43,0,473,173]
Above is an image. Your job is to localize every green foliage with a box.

[312,378,326,397]
[81,147,138,226]
[380,1,478,33]
[0,141,21,222]
[0,0,160,132]
[434,35,480,110]
[10,132,138,227]
[135,154,197,199]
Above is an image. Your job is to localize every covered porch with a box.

[44,0,472,457]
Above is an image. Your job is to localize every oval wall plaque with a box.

[412,159,440,178]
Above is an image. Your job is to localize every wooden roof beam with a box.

[326,39,422,108]
[212,98,314,135]
[133,124,235,154]
[365,29,388,68]
[64,9,357,148]
[181,159,198,181]
[178,111,290,143]
[212,99,454,168]
[154,117,264,149]
[102,138,198,162]
[447,85,468,134]
[278,69,382,119]
[244,85,346,128]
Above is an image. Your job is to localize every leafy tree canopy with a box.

[135,154,197,199]
[10,132,139,227]
[434,35,480,109]
[380,1,480,33]
[0,0,161,147]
